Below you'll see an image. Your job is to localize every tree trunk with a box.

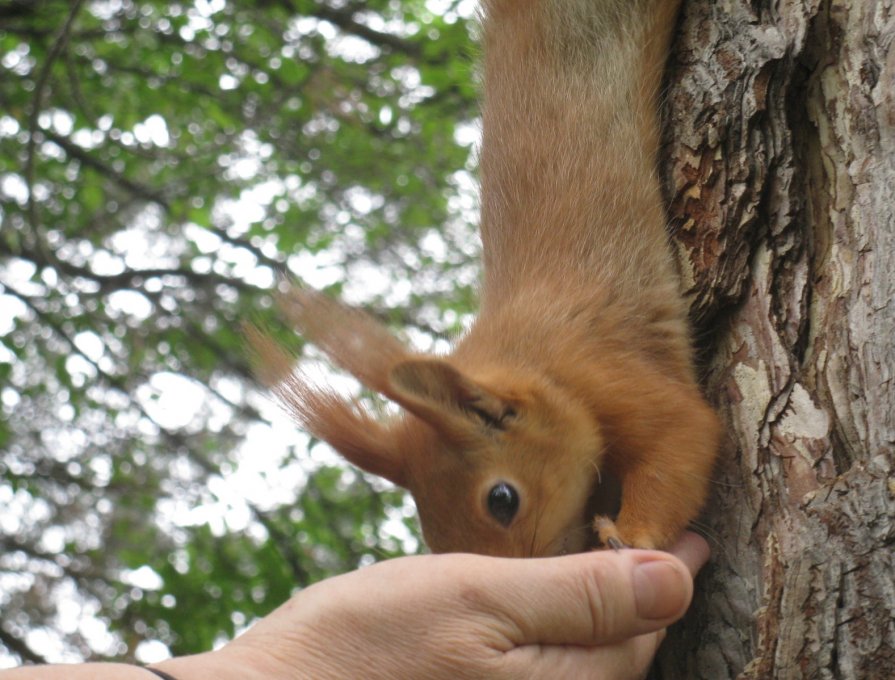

[654,1,895,678]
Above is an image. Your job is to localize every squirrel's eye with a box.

[487,482,519,526]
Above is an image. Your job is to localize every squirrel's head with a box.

[249,288,604,557]
[389,359,603,556]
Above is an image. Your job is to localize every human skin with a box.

[1,533,709,680]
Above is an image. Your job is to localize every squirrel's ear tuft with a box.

[389,359,514,438]
[280,385,408,486]
[277,286,410,396]
[244,319,408,487]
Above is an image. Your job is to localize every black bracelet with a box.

[145,669,179,680]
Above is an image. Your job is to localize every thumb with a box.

[466,549,698,649]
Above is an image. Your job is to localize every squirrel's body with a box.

[254,0,721,555]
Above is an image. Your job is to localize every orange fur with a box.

[251,0,720,555]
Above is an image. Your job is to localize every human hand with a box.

[155,532,709,680]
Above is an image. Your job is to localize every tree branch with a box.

[24,0,86,240]
[274,0,422,57]
[0,625,47,666]
[42,130,170,208]
[311,3,421,57]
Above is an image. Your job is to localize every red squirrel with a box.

[250,0,721,555]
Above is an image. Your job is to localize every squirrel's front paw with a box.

[592,515,657,551]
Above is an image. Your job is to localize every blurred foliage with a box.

[0,0,479,664]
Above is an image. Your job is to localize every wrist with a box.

[149,623,339,680]
[149,647,276,680]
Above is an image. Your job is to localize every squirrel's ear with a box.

[301,391,407,486]
[388,359,514,438]
[245,324,407,486]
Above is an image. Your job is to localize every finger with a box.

[666,531,710,577]
[462,550,693,649]
[595,631,666,680]
[505,630,665,680]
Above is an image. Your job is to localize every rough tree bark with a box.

[652,1,895,678]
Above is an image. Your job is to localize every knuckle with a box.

[581,565,612,641]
